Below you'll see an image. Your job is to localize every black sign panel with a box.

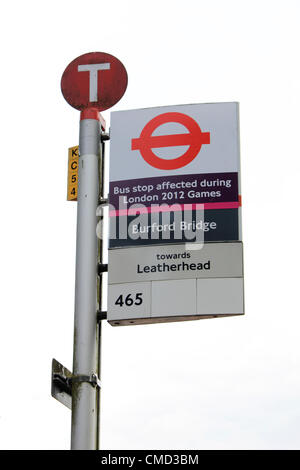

[109,208,239,248]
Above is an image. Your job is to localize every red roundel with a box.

[132,112,210,170]
[61,52,128,111]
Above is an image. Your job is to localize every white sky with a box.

[1,0,300,450]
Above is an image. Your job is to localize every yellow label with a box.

[67,146,79,201]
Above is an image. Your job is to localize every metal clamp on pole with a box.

[96,197,108,213]
[70,373,101,390]
[101,132,110,142]
[97,263,108,275]
[98,197,108,205]
[97,311,107,322]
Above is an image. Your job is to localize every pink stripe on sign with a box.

[109,201,241,217]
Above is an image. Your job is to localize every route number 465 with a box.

[115,293,143,307]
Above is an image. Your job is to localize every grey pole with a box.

[71,111,101,450]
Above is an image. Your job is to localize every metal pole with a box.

[71,109,101,450]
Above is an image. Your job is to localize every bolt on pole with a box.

[71,110,101,450]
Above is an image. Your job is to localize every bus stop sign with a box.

[61,51,128,111]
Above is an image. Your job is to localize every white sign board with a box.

[107,102,244,325]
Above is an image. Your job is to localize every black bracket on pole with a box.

[100,132,110,142]
[97,263,108,275]
[97,310,107,322]
[98,197,108,205]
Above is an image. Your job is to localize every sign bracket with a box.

[97,263,108,275]
[98,197,108,205]
[51,359,101,411]
[70,373,101,389]
[101,132,110,142]
[97,311,108,322]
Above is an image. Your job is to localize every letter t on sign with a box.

[78,63,111,102]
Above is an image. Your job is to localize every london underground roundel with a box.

[131,112,210,170]
[61,52,128,111]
